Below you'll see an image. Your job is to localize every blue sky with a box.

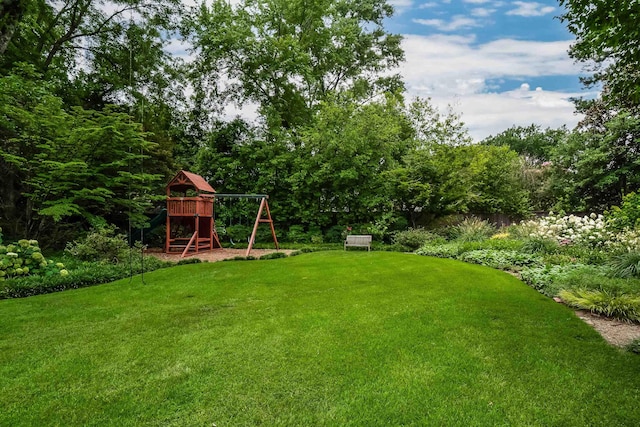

[385,0,595,139]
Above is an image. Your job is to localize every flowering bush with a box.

[607,228,640,252]
[0,239,65,280]
[522,213,612,247]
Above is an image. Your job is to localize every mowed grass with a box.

[1,252,639,426]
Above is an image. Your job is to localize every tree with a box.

[291,93,413,227]
[0,68,162,245]
[559,0,640,108]
[481,124,567,165]
[0,0,26,55]
[550,110,640,212]
[187,0,404,130]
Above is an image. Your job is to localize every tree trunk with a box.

[0,0,26,56]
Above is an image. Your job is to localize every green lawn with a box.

[1,252,639,426]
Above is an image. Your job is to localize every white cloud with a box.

[389,0,414,13]
[464,0,492,4]
[418,2,439,8]
[399,34,589,139]
[506,1,555,17]
[431,86,582,140]
[471,7,496,17]
[413,15,482,31]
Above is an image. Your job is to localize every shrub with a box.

[0,239,64,280]
[176,258,203,266]
[520,264,612,297]
[559,288,640,322]
[540,254,577,266]
[224,255,258,262]
[65,225,129,263]
[324,225,348,243]
[416,243,461,259]
[522,213,611,247]
[522,237,560,254]
[457,238,524,254]
[448,218,495,242]
[287,225,308,243]
[610,251,640,278]
[560,245,609,265]
[458,250,541,270]
[626,339,640,354]
[259,252,288,260]
[607,192,640,231]
[226,225,254,244]
[1,256,171,299]
[607,228,640,252]
[393,228,444,250]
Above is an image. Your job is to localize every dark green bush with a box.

[540,254,577,266]
[607,192,640,231]
[522,237,560,254]
[224,255,258,262]
[559,245,609,265]
[64,225,129,263]
[393,228,444,250]
[176,258,203,266]
[259,252,288,260]
[286,225,308,243]
[226,225,254,244]
[324,225,347,243]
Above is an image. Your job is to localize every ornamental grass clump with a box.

[609,251,640,278]
[0,239,65,280]
[448,218,495,242]
[559,288,640,322]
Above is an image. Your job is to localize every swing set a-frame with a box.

[165,170,279,257]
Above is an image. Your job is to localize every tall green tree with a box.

[559,0,640,108]
[290,93,413,227]
[550,110,640,212]
[187,0,404,130]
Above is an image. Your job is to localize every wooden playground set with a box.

[164,170,279,257]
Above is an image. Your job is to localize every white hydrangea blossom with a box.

[522,213,612,247]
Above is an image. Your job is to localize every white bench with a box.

[344,235,372,251]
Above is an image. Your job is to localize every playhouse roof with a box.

[166,170,215,194]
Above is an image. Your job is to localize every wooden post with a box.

[165,205,171,253]
[182,231,198,258]
[245,197,279,257]
[264,199,279,250]
[246,198,265,257]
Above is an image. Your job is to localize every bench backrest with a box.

[346,235,372,244]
